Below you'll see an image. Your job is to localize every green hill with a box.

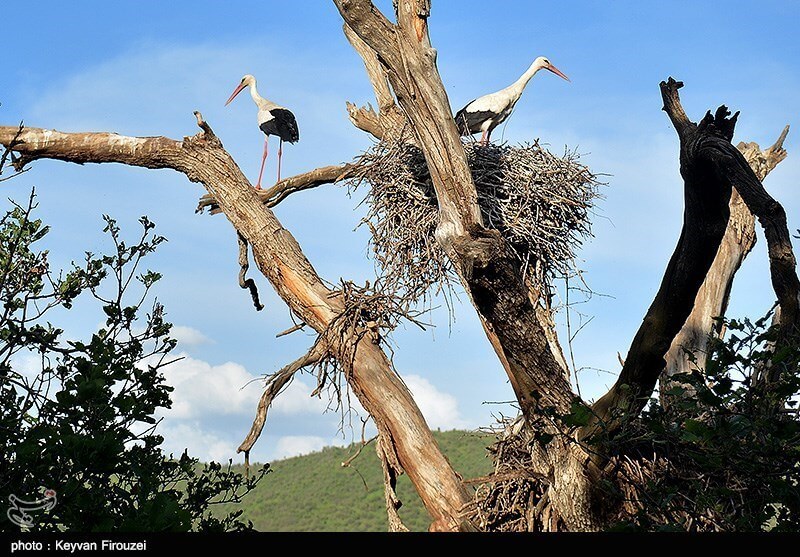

[219,430,494,532]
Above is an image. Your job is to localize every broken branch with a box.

[238,342,327,455]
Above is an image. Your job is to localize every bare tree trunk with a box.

[662,128,789,402]
[0,119,473,531]
[334,0,575,423]
[588,80,800,438]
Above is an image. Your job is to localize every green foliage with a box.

[0,193,266,532]
[216,430,492,532]
[608,312,800,531]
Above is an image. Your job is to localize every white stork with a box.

[455,56,570,145]
[225,74,299,188]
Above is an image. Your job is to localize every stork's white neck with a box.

[507,59,547,100]
[248,80,278,110]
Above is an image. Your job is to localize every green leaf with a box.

[563,401,592,427]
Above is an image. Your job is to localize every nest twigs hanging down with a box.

[347,140,602,305]
[462,420,554,532]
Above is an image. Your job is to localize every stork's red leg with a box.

[480,129,488,146]
[256,136,269,189]
[277,139,283,183]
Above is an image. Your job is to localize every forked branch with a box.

[663,125,790,397]
[197,163,360,215]
[586,79,738,437]
[592,79,799,436]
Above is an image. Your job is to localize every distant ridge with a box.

[217,430,493,532]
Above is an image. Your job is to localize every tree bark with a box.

[197,162,360,214]
[0,119,473,531]
[589,79,799,436]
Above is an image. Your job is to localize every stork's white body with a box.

[455,56,569,144]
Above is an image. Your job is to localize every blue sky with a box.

[3,1,799,462]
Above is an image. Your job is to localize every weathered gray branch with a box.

[343,23,409,142]
[238,342,326,455]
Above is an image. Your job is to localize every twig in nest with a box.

[237,233,264,311]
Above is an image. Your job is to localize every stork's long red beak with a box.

[225,82,247,106]
[546,64,571,82]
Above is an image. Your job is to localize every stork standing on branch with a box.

[225,74,299,188]
[455,56,570,145]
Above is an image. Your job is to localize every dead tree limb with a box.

[663,126,789,401]
[729,140,800,338]
[589,78,798,436]
[237,233,264,311]
[0,117,473,532]
[586,79,736,436]
[0,123,24,177]
[343,23,409,142]
[376,433,410,532]
[238,342,327,456]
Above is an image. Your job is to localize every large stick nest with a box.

[347,140,603,304]
[464,417,752,532]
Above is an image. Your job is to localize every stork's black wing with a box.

[261,108,300,143]
[454,102,492,136]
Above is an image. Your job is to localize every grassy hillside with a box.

[219,430,493,532]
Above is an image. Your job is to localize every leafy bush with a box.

[609,312,800,531]
[0,193,267,532]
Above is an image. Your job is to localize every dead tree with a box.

[1,0,797,531]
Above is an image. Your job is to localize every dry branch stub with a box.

[347,140,603,305]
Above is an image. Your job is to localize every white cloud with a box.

[271,378,329,416]
[170,325,212,346]
[160,353,262,418]
[155,352,333,422]
[403,374,467,430]
[274,435,327,460]
[157,421,238,463]
[10,351,43,381]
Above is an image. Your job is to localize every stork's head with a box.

[225,74,256,106]
[535,57,570,82]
